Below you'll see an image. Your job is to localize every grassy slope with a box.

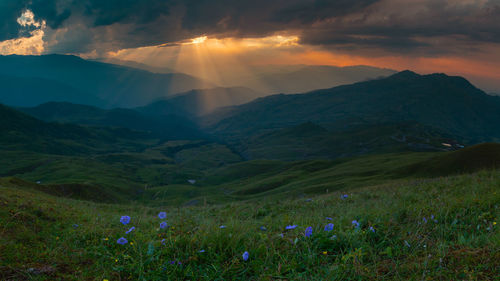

[4,143,500,206]
[0,140,243,203]
[0,170,498,280]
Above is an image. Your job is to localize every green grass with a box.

[0,170,498,280]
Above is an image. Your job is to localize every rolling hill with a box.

[0,103,156,155]
[19,102,204,140]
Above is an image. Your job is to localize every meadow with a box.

[1,168,498,280]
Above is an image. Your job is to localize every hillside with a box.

[0,55,212,108]
[207,71,500,144]
[402,143,500,176]
[0,103,157,155]
[137,87,264,117]
[0,75,103,107]
[20,102,203,140]
[234,121,457,160]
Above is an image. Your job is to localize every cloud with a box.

[0,0,382,53]
[299,0,500,55]
[0,0,498,59]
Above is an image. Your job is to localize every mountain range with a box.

[2,54,500,163]
[207,71,500,143]
[0,54,211,108]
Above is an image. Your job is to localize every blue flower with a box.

[219,225,226,229]
[158,212,167,219]
[285,225,297,230]
[72,224,79,228]
[260,226,267,231]
[326,217,333,221]
[160,221,168,229]
[117,237,128,245]
[242,251,249,261]
[199,249,205,253]
[422,217,428,223]
[120,216,131,225]
[305,226,313,237]
[161,239,166,245]
[126,226,135,234]
[369,226,375,233]
[279,233,284,238]
[324,223,334,231]
[341,194,348,199]
[352,220,360,228]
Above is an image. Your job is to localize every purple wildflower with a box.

[242,251,249,261]
[120,216,131,225]
[326,217,333,220]
[72,224,79,228]
[161,239,166,245]
[117,237,128,245]
[352,220,360,228]
[285,225,297,230]
[324,223,334,231]
[160,221,168,229]
[199,249,205,253]
[260,226,267,231]
[219,225,226,229]
[423,217,428,223]
[158,212,167,219]
[341,194,348,199]
[126,226,135,234]
[369,226,375,233]
[305,226,313,237]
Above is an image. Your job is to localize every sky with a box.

[0,0,499,93]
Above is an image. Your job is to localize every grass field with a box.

[1,168,498,280]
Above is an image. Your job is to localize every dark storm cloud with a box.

[1,0,499,55]
[299,0,500,55]
[16,0,382,53]
[0,1,30,41]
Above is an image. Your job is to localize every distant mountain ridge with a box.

[0,54,212,108]
[218,64,397,94]
[207,70,500,144]
[137,87,264,117]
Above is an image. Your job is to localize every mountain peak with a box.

[389,70,421,79]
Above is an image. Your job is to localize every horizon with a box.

[0,0,499,93]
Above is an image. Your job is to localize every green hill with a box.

[235,121,456,160]
[402,143,500,176]
[20,102,204,140]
